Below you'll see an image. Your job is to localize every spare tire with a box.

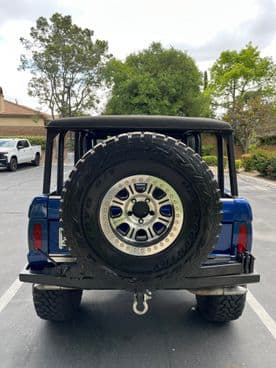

[61,132,221,281]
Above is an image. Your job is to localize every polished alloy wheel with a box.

[99,175,184,256]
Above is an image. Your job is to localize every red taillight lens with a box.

[33,224,42,250]
[237,224,247,254]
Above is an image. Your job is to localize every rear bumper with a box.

[19,262,260,291]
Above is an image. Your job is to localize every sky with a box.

[0,0,275,111]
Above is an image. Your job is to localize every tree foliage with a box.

[224,93,275,152]
[210,43,275,109]
[209,43,276,152]
[19,13,111,118]
[105,43,209,117]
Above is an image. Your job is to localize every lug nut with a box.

[139,218,144,224]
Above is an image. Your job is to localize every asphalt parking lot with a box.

[0,165,275,368]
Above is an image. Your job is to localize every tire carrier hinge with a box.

[133,290,152,315]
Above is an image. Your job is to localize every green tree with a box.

[105,42,209,117]
[209,43,275,152]
[224,93,275,152]
[210,43,274,111]
[19,13,111,118]
[203,71,208,90]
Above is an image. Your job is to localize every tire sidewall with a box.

[9,157,17,171]
[34,153,40,166]
[61,133,221,280]
[81,160,202,277]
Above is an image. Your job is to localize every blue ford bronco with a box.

[19,115,260,322]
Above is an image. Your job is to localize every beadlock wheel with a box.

[99,175,184,256]
[61,132,221,281]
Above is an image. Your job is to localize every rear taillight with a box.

[33,224,42,250]
[237,224,247,254]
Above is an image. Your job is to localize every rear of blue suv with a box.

[20,116,259,322]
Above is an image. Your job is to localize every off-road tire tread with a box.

[61,132,221,282]
[32,287,82,321]
[196,294,246,322]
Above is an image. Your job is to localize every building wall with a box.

[0,116,46,136]
[0,116,45,127]
[0,126,46,136]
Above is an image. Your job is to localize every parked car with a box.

[19,116,260,322]
[0,138,41,171]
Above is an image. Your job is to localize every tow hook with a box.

[133,290,152,315]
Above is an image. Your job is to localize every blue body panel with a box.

[27,195,253,266]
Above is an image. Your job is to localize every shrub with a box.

[241,149,274,173]
[202,144,215,156]
[258,136,276,146]
[251,150,272,175]
[27,136,46,150]
[265,156,276,178]
[235,159,242,171]
[241,154,253,171]
[248,144,258,153]
[202,155,228,167]
[202,155,217,166]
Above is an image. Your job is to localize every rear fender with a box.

[213,198,253,255]
[27,196,49,266]
[27,196,253,265]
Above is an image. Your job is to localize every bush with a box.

[241,154,253,171]
[235,159,242,171]
[265,156,276,178]
[251,150,272,175]
[202,155,228,167]
[241,150,274,174]
[27,136,46,150]
[202,155,217,166]
[248,144,258,153]
[258,136,276,146]
[241,149,276,179]
[202,144,215,156]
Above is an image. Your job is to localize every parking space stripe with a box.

[0,278,22,313]
[247,290,276,339]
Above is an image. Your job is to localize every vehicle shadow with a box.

[0,163,40,173]
[36,290,234,368]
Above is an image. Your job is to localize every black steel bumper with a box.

[19,260,260,291]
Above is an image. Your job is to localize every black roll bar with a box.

[57,133,65,195]
[216,135,224,196]
[227,135,238,196]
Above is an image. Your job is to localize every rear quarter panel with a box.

[27,196,253,265]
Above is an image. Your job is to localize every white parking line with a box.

[247,290,276,339]
[254,185,269,191]
[239,174,276,188]
[0,278,22,313]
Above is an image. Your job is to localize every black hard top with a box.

[47,115,232,133]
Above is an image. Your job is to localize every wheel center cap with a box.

[132,201,150,218]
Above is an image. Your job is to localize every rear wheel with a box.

[196,294,246,322]
[8,157,17,171]
[32,285,82,321]
[61,132,221,282]
[32,153,40,166]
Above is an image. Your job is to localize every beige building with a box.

[0,87,49,136]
